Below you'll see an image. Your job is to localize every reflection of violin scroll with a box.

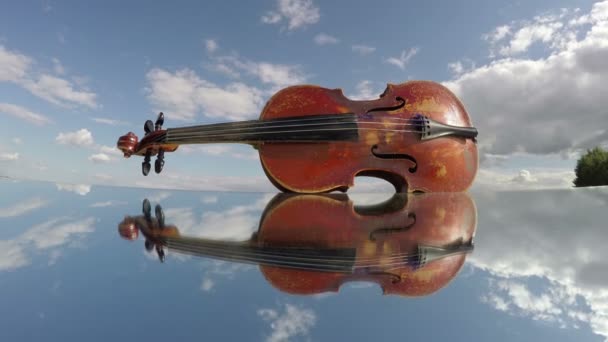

[118,192,476,297]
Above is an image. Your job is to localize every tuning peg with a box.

[142,150,152,176]
[155,112,164,131]
[144,120,154,135]
[155,149,165,174]
[155,204,165,228]
[143,199,152,220]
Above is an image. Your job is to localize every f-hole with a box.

[369,213,417,241]
[371,145,418,173]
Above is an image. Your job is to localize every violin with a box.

[118,192,477,297]
[117,81,478,193]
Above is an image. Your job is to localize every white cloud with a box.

[146,68,264,121]
[206,52,308,90]
[348,80,378,100]
[89,200,126,208]
[0,102,51,126]
[258,304,316,342]
[351,44,376,55]
[21,74,98,109]
[0,152,19,161]
[444,0,608,158]
[473,168,575,191]
[88,145,121,163]
[163,195,272,241]
[88,153,111,163]
[12,138,22,144]
[385,47,419,70]
[314,33,338,45]
[0,45,31,81]
[0,241,29,271]
[200,278,214,291]
[91,117,129,125]
[21,217,95,249]
[483,24,511,43]
[55,128,94,146]
[499,22,563,56]
[0,217,96,271]
[0,197,48,218]
[447,59,475,76]
[205,39,218,53]
[55,183,91,196]
[262,0,320,31]
[0,44,98,108]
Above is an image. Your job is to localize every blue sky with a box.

[1,0,607,191]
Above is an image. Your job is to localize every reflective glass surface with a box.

[1,178,607,341]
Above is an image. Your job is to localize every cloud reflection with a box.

[470,187,608,339]
[0,217,95,271]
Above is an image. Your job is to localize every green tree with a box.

[573,147,608,187]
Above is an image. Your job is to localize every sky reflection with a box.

[0,178,606,341]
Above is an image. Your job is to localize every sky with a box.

[1,0,607,191]
[1,180,607,341]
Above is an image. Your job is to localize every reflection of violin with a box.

[119,192,476,297]
[117,81,478,193]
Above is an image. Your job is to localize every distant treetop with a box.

[573,147,608,187]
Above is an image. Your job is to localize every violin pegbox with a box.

[116,112,167,176]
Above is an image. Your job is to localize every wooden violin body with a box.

[118,81,478,193]
[119,192,477,297]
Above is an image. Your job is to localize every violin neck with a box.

[162,236,356,272]
[163,114,360,145]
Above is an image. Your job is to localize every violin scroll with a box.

[116,112,177,176]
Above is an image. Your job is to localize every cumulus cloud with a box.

[205,39,218,53]
[0,197,48,218]
[88,153,111,163]
[0,45,98,108]
[385,47,419,70]
[348,80,381,100]
[146,68,264,121]
[55,128,94,146]
[261,0,320,31]
[0,217,96,271]
[258,304,316,342]
[444,1,608,159]
[91,117,129,126]
[0,152,19,161]
[314,33,339,45]
[351,44,376,55]
[88,145,121,163]
[0,45,31,81]
[473,168,575,191]
[55,183,91,196]
[0,102,51,126]
[470,187,608,338]
[162,195,272,241]
[89,200,126,208]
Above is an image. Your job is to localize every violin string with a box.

[168,120,427,136]
[165,127,427,143]
[167,114,426,132]
[163,243,430,271]
[163,238,422,263]
[164,238,431,264]
[164,246,444,272]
